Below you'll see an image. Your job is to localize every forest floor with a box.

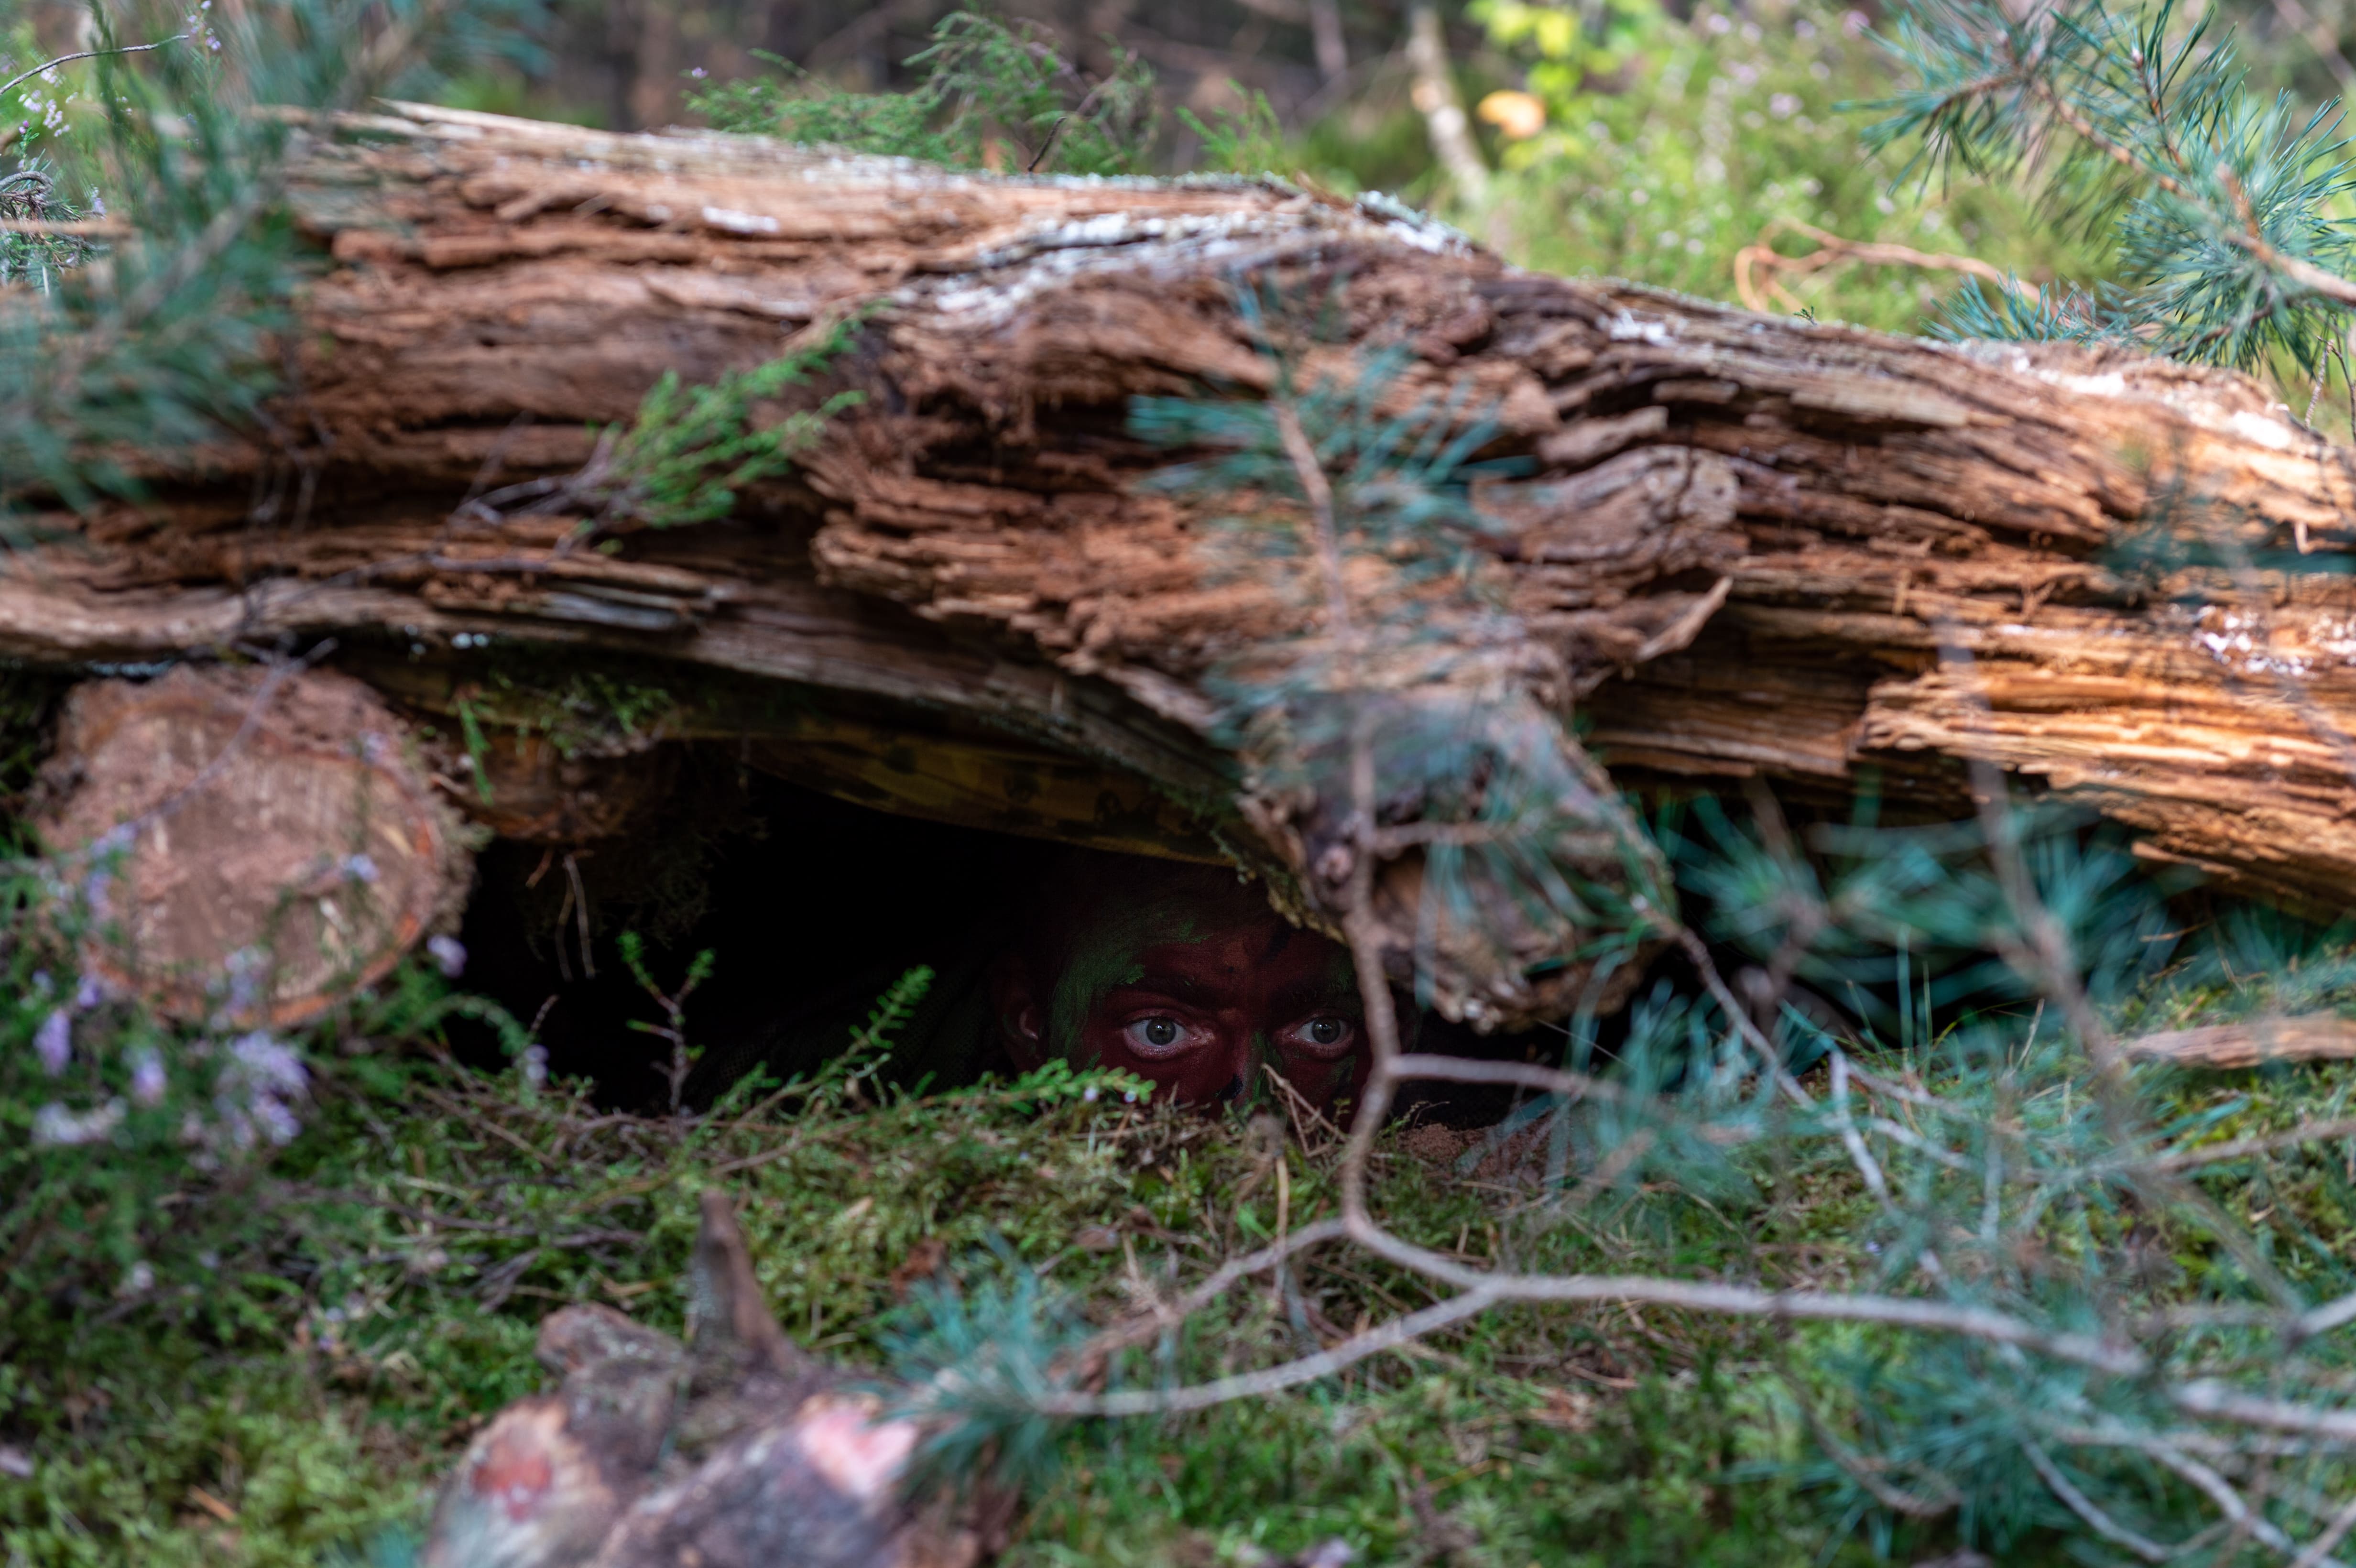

[4,995,2354,1567]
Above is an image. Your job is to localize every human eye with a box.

[1122,1015,1203,1059]
[1279,1015,1357,1058]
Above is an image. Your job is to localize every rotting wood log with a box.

[14,101,2356,1028]
[421,1189,1013,1568]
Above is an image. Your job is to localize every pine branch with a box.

[885,283,2356,1555]
[1867,0,2356,366]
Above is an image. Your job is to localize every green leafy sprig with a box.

[458,314,864,534]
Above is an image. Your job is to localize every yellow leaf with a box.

[1477,89,1548,140]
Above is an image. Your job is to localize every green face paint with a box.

[1044,887,1209,1063]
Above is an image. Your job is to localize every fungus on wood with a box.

[16,102,2356,1027]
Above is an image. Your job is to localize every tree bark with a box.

[17,102,2356,1025]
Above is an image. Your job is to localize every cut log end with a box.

[33,664,471,1025]
[425,1185,1011,1568]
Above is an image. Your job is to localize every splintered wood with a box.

[9,101,2356,1022]
[421,1191,1011,1568]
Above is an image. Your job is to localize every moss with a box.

[11,919,2356,1565]
[13,1034,2290,1566]
[478,668,681,762]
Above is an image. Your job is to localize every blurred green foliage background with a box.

[341,0,2344,409]
[5,0,2346,371]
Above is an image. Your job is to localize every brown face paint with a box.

[1023,866,1372,1113]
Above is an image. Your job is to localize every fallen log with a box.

[14,101,2356,1025]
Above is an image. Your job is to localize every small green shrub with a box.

[688,14,1157,177]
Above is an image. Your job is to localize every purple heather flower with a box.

[130,1046,166,1107]
[231,1031,307,1094]
[427,935,467,979]
[222,947,266,1020]
[251,1096,300,1144]
[210,1031,309,1151]
[33,1009,69,1075]
[33,1099,123,1147]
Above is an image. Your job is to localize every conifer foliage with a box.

[1871,0,2356,370]
[1130,291,1670,1014]
[687,13,1157,176]
[882,280,2356,1563]
[0,0,545,526]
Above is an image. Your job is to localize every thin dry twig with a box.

[2152,1117,2356,1175]
[2123,1015,2356,1069]
[1732,216,2042,315]
[0,218,132,237]
[2020,1437,2177,1563]
[1040,1267,2166,1418]
[0,33,188,103]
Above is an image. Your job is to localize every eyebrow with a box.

[1105,973,1358,1016]
[1108,974,1224,1010]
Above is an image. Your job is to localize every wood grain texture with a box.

[33,665,469,1024]
[2121,1014,2356,1069]
[13,101,2356,1022]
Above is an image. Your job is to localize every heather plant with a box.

[0,0,552,1354]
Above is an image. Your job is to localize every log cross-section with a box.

[11,101,2356,1025]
